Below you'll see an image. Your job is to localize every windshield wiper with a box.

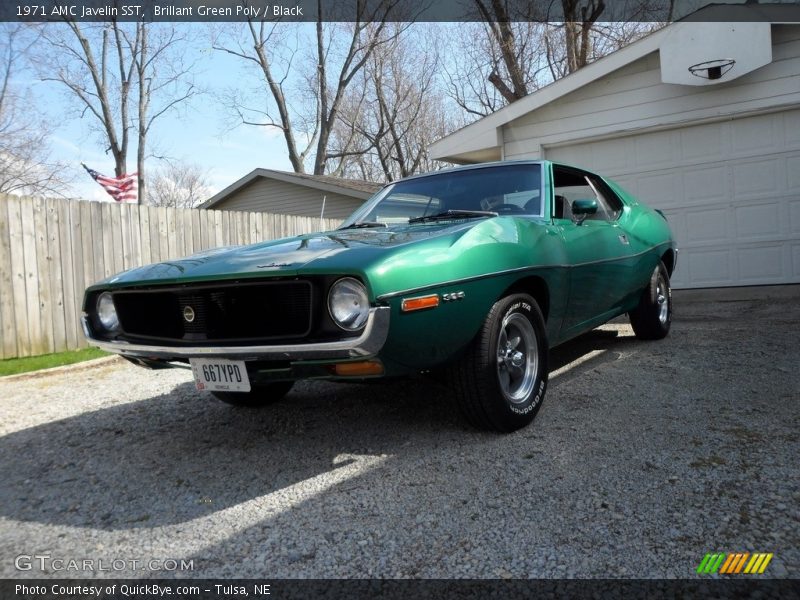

[408,210,498,224]
[339,221,388,229]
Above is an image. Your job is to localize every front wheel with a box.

[449,294,548,433]
[629,261,672,340]
[210,381,294,407]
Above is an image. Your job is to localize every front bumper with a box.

[82,306,390,361]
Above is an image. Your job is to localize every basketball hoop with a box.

[688,59,736,81]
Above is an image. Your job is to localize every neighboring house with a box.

[200,169,382,220]
[430,6,800,289]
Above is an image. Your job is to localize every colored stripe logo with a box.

[696,552,773,574]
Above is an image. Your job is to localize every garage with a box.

[545,109,800,288]
[430,13,800,289]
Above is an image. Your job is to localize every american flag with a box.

[82,163,139,203]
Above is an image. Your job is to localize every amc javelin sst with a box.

[83,161,676,432]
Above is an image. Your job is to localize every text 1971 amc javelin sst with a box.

[83,161,676,432]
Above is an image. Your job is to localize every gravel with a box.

[0,285,798,579]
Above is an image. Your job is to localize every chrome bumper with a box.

[83,307,390,361]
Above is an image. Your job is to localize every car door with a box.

[552,165,634,337]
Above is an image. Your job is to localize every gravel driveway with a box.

[1,286,798,579]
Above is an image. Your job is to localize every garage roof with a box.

[200,169,382,210]
[429,2,799,165]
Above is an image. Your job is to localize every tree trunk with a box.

[137,23,147,204]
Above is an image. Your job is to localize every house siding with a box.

[210,178,365,219]
[502,25,800,160]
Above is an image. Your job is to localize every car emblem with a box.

[183,306,196,323]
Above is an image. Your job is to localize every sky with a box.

[23,22,303,202]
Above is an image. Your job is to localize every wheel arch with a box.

[661,248,676,277]
[502,276,550,322]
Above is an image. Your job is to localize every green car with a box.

[83,161,676,432]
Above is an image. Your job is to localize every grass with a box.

[0,347,109,377]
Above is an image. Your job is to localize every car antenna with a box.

[320,195,326,220]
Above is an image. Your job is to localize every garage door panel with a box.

[687,249,732,286]
[787,157,800,190]
[544,108,800,287]
[680,122,723,161]
[733,159,780,198]
[588,138,631,173]
[731,113,777,154]
[784,111,800,147]
[792,244,800,277]
[791,199,800,233]
[687,208,728,243]
[684,166,727,204]
[634,130,678,168]
[670,266,687,288]
[637,172,680,206]
[737,245,784,282]
[555,143,591,168]
[735,202,781,239]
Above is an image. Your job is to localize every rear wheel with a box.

[210,381,294,407]
[629,261,672,340]
[449,293,548,433]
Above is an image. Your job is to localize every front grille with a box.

[111,280,313,344]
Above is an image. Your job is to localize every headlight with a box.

[96,292,120,332]
[328,277,370,331]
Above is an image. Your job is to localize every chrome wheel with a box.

[656,276,669,325]
[450,293,548,432]
[630,261,672,341]
[496,312,538,403]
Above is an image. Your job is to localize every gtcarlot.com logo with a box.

[696,552,773,575]
[15,554,194,572]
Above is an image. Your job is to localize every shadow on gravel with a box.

[0,327,641,532]
[549,327,639,387]
[0,380,446,530]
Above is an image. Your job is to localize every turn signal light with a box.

[401,294,440,312]
[333,360,385,377]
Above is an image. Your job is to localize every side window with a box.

[552,167,622,222]
[585,175,622,221]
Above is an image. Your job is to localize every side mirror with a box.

[571,199,597,225]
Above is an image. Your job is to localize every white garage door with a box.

[545,109,800,288]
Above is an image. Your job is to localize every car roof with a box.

[393,160,547,185]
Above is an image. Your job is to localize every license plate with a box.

[190,358,251,392]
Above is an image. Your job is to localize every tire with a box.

[449,294,548,433]
[210,381,294,407]
[629,261,672,340]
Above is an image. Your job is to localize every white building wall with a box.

[502,25,800,161]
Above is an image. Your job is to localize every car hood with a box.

[91,220,497,289]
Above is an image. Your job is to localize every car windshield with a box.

[340,164,543,227]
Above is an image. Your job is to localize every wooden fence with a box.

[0,195,341,359]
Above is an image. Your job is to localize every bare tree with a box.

[446,1,663,118]
[472,0,547,103]
[444,20,551,118]
[213,0,410,175]
[558,0,607,76]
[544,18,662,79]
[0,24,71,196]
[38,22,197,202]
[146,160,211,208]
[329,25,454,181]
[133,26,198,207]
